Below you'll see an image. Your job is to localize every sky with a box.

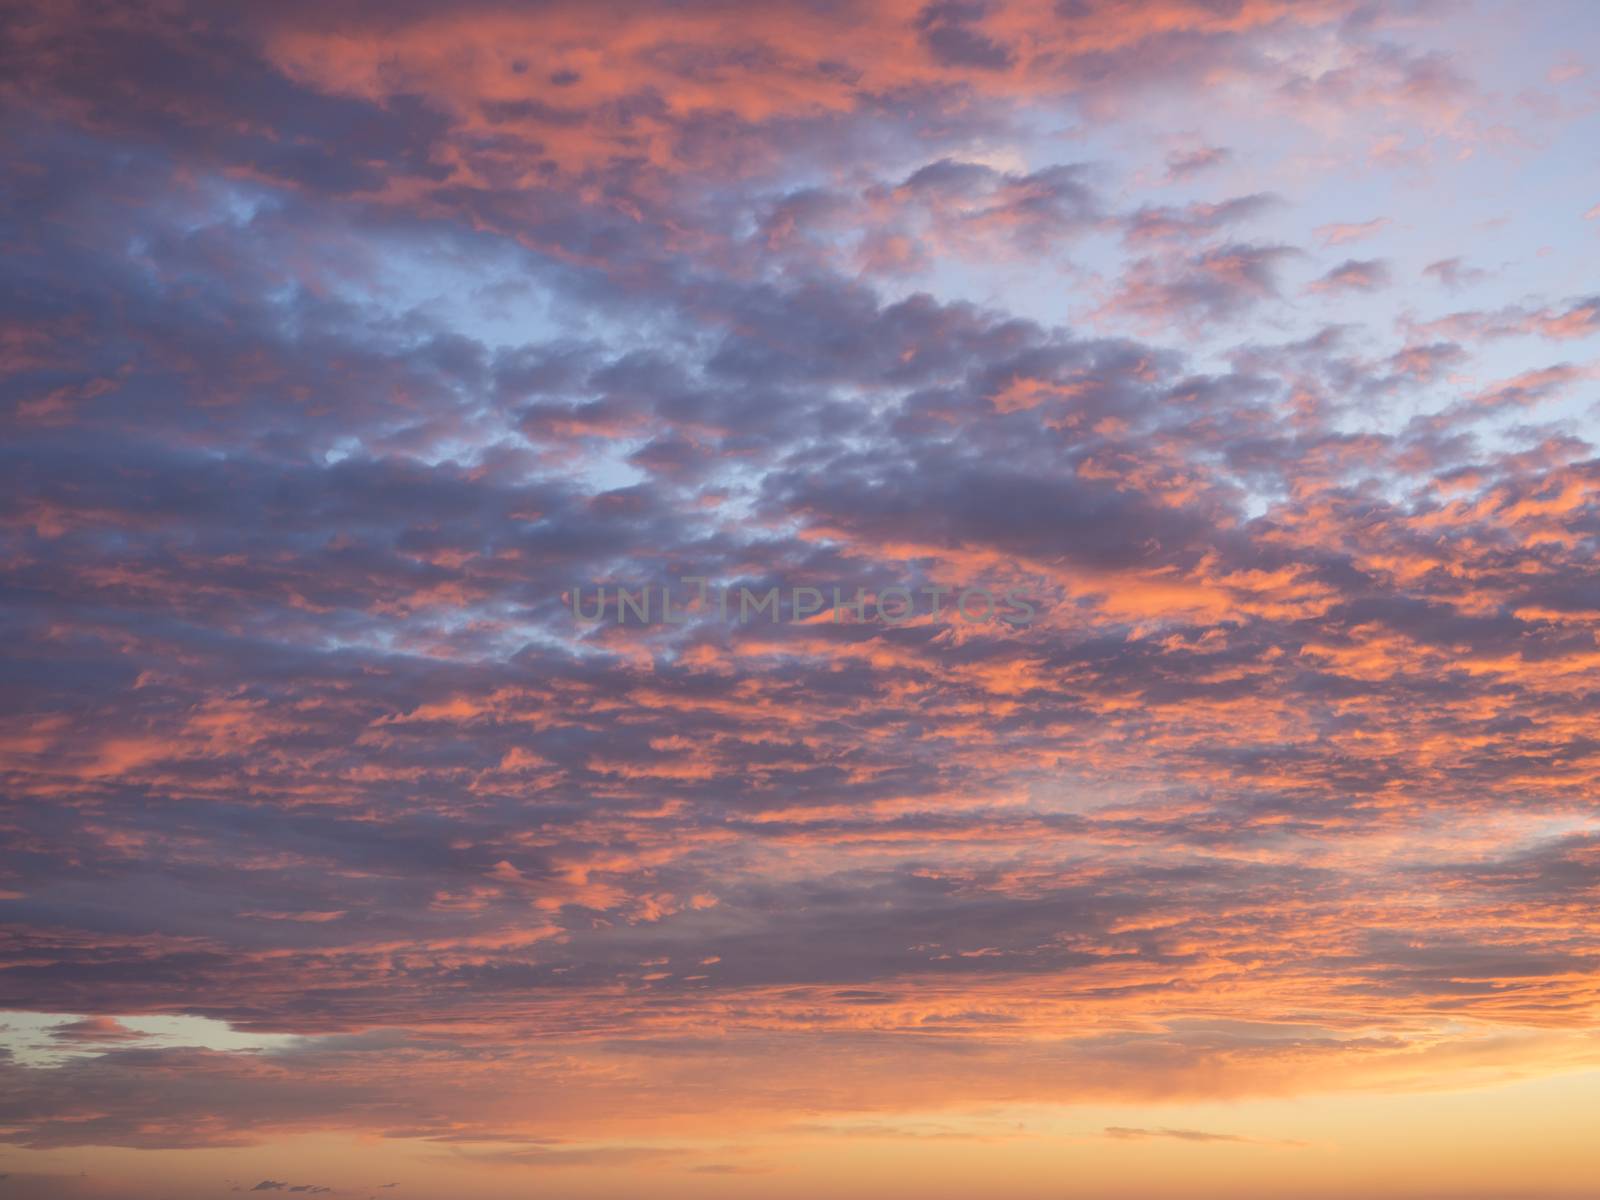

[2,1,1600,1196]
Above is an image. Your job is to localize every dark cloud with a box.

[916,2,1015,71]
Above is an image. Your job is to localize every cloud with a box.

[1163,144,1232,182]
[1122,194,1281,245]
[916,1,1015,72]
[1422,257,1490,289]
[1103,1126,1249,1143]
[1102,1127,1308,1147]
[1103,242,1300,328]
[1407,295,1600,341]
[3,0,1600,1188]
[1314,217,1390,245]
[49,1017,148,1044]
[1307,258,1392,294]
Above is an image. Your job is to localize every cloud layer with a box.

[3,1,1600,1195]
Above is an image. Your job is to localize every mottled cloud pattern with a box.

[3,2,1600,1197]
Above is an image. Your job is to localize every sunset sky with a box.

[3,1,1600,1196]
